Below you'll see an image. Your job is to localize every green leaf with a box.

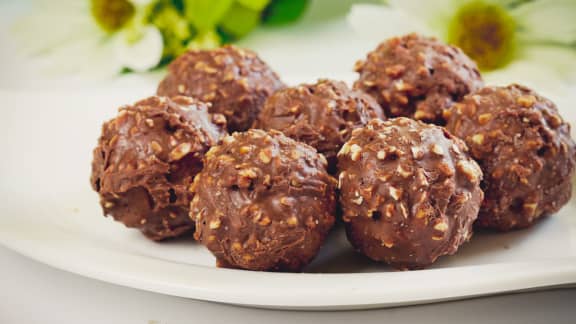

[220,3,260,38]
[237,0,270,11]
[150,3,192,60]
[184,0,234,31]
[170,0,185,13]
[262,0,308,26]
[187,29,222,49]
[216,27,234,44]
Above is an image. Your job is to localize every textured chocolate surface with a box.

[444,84,576,231]
[191,129,336,271]
[354,33,483,124]
[157,45,285,132]
[254,79,384,173]
[91,96,227,241]
[338,118,483,269]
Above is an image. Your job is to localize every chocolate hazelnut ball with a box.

[338,118,483,269]
[354,33,483,124]
[90,96,227,241]
[444,84,576,231]
[191,129,336,271]
[253,79,384,173]
[157,45,285,132]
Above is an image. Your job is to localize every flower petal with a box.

[29,34,122,80]
[484,48,575,95]
[346,4,434,42]
[130,0,156,6]
[12,2,99,56]
[485,61,558,90]
[83,39,126,78]
[115,25,164,72]
[33,0,87,12]
[388,0,458,32]
[521,45,576,82]
[511,0,576,44]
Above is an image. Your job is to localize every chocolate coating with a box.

[338,118,483,269]
[157,45,285,132]
[254,79,384,173]
[191,129,336,271]
[90,96,227,240]
[354,33,483,124]
[444,84,576,231]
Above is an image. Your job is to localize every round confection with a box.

[191,129,336,271]
[337,118,483,269]
[253,79,385,173]
[444,84,576,231]
[90,96,227,241]
[157,45,285,132]
[353,33,483,124]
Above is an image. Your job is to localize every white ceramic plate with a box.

[1,89,576,310]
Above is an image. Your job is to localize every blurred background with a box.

[0,0,575,99]
[0,0,377,93]
[1,2,576,322]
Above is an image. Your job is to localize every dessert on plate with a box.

[90,96,226,240]
[338,118,483,269]
[191,129,337,271]
[157,45,285,132]
[354,33,483,124]
[254,79,384,173]
[444,84,576,231]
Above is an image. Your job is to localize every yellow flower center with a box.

[447,1,517,71]
[91,0,135,33]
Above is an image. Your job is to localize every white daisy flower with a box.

[347,0,576,91]
[13,0,163,77]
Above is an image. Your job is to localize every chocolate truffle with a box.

[354,33,483,124]
[444,84,576,231]
[91,96,227,241]
[157,45,285,132]
[191,129,336,271]
[253,79,384,173]
[338,118,483,269]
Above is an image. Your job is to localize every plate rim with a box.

[1,221,575,310]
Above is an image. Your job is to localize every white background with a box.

[1,1,575,322]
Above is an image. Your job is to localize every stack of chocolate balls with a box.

[91,34,576,272]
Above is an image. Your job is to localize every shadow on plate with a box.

[306,217,558,273]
